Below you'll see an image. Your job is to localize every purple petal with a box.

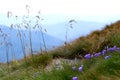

[102,50,107,55]
[72,77,78,80]
[117,48,120,51]
[113,45,117,50]
[78,65,83,72]
[107,48,115,52]
[94,52,101,57]
[105,55,111,59]
[84,54,91,59]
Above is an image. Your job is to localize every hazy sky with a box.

[0,0,120,16]
[0,0,120,41]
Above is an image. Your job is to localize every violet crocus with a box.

[84,54,91,59]
[72,77,78,80]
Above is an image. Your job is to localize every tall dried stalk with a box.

[17,24,27,60]
[3,33,10,77]
[39,26,47,53]
[8,12,27,63]
[35,14,47,54]
[25,5,34,57]
[29,23,34,56]
[65,19,76,47]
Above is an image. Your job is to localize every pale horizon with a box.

[0,0,120,25]
[0,0,120,16]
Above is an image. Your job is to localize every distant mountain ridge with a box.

[43,21,106,41]
[0,25,64,62]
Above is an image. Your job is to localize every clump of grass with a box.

[99,33,120,52]
[69,40,92,57]
[96,51,120,76]
[35,63,82,80]
[27,54,52,68]
[50,39,92,59]
[50,50,65,58]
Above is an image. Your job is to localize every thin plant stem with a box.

[29,24,34,57]
[39,26,47,53]
[4,35,10,78]
[18,28,27,61]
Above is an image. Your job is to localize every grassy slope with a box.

[0,21,120,80]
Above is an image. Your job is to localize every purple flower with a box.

[84,54,91,59]
[105,55,111,59]
[113,45,117,50]
[78,65,83,72]
[102,49,107,55]
[94,52,101,57]
[72,66,76,71]
[117,48,120,51]
[107,47,115,52]
[72,77,78,80]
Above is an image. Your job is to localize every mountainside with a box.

[0,25,64,62]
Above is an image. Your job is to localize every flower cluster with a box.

[72,65,83,80]
[72,45,119,80]
[84,45,119,59]
[72,65,83,72]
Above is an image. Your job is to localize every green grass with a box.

[1,52,120,80]
[33,51,120,80]
[96,52,120,76]
[27,54,52,68]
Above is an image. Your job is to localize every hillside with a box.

[0,21,120,80]
[48,20,120,59]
